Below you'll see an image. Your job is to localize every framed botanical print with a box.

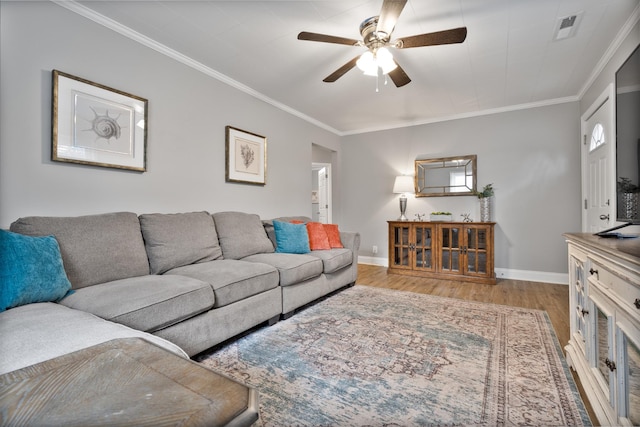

[225,126,267,185]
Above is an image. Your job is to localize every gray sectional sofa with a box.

[0,210,360,375]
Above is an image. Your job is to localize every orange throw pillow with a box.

[306,222,331,250]
[323,224,343,248]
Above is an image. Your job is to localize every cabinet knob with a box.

[605,358,617,372]
[581,308,589,316]
[599,214,610,221]
[589,268,598,277]
[634,299,640,309]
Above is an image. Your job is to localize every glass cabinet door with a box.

[414,224,434,271]
[590,291,616,410]
[466,226,488,275]
[571,256,588,355]
[390,224,411,268]
[440,225,461,273]
[616,313,640,425]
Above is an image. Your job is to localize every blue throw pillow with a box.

[0,230,73,312]
[273,221,310,254]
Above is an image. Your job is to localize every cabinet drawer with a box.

[589,259,640,316]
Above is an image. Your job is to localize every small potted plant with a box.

[473,183,494,222]
[617,177,639,220]
[430,211,452,221]
[618,177,639,193]
[473,183,494,199]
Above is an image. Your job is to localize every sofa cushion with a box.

[263,216,311,247]
[139,211,223,274]
[60,275,215,332]
[212,212,274,259]
[0,230,72,312]
[306,222,331,250]
[10,212,150,289]
[307,248,353,274]
[323,224,344,248]
[166,260,279,308]
[0,302,188,375]
[242,253,323,287]
[273,221,310,254]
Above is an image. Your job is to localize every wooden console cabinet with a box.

[564,233,640,426]
[388,221,496,284]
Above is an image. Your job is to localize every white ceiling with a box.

[64,0,640,135]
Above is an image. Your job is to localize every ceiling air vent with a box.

[554,12,583,41]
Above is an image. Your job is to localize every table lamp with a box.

[393,175,414,221]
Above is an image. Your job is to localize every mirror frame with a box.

[414,154,477,197]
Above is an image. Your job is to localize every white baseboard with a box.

[357,256,568,285]
[357,256,387,267]
[494,268,567,284]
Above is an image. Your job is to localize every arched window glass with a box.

[589,123,605,151]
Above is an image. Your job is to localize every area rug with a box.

[197,286,591,426]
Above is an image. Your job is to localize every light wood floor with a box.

[355,263,597,425]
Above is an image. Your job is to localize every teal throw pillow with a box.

[0,230,73,312]
[273,221,310,254]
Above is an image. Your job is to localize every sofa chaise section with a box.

[0,302,188,375]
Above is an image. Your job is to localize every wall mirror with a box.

[415,155,477,197]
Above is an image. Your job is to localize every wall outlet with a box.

[372,245,378,254]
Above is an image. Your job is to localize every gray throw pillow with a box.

[139,212,223,274]
[212,212,274,260]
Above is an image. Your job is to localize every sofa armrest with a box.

[340,231,360,252]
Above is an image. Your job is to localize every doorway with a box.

[312,162,332,224]
[581,84,615,232]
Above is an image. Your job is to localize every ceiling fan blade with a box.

[396,27,467,48]
[376,0,407,36]
[323,56,360,82]
[388,62,411,87]
[298,31,360,46]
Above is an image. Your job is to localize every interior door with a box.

[318,167,328,224]
[582,86,615,232]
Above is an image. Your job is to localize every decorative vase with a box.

[480,197,493,222]
[618,193,639,220]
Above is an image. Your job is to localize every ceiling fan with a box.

[297,0,467,87]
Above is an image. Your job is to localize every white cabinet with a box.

[565,233,640,426]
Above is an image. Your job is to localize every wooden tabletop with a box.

[0,338,258,427]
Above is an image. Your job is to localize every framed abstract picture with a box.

[52,70,147,172]
[225,126,267,185]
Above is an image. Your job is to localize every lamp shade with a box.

[393,175,414,194]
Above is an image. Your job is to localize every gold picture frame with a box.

[225,126,267,185]
[52,70,147,172]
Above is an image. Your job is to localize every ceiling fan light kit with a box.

[356,47,397,76]
[297,0,467,88]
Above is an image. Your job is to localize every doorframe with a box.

[312,162,332,224]
[580,83,616,231]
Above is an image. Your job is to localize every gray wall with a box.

[1,2,637,279]
[0,1,341,228]
[340,102,582,275]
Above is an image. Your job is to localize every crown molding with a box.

[50,0,342,136]
[341,96,579,136]
[577,2,640,100]
[52,0,637,138]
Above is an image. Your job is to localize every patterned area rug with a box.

[197,286,591,426]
